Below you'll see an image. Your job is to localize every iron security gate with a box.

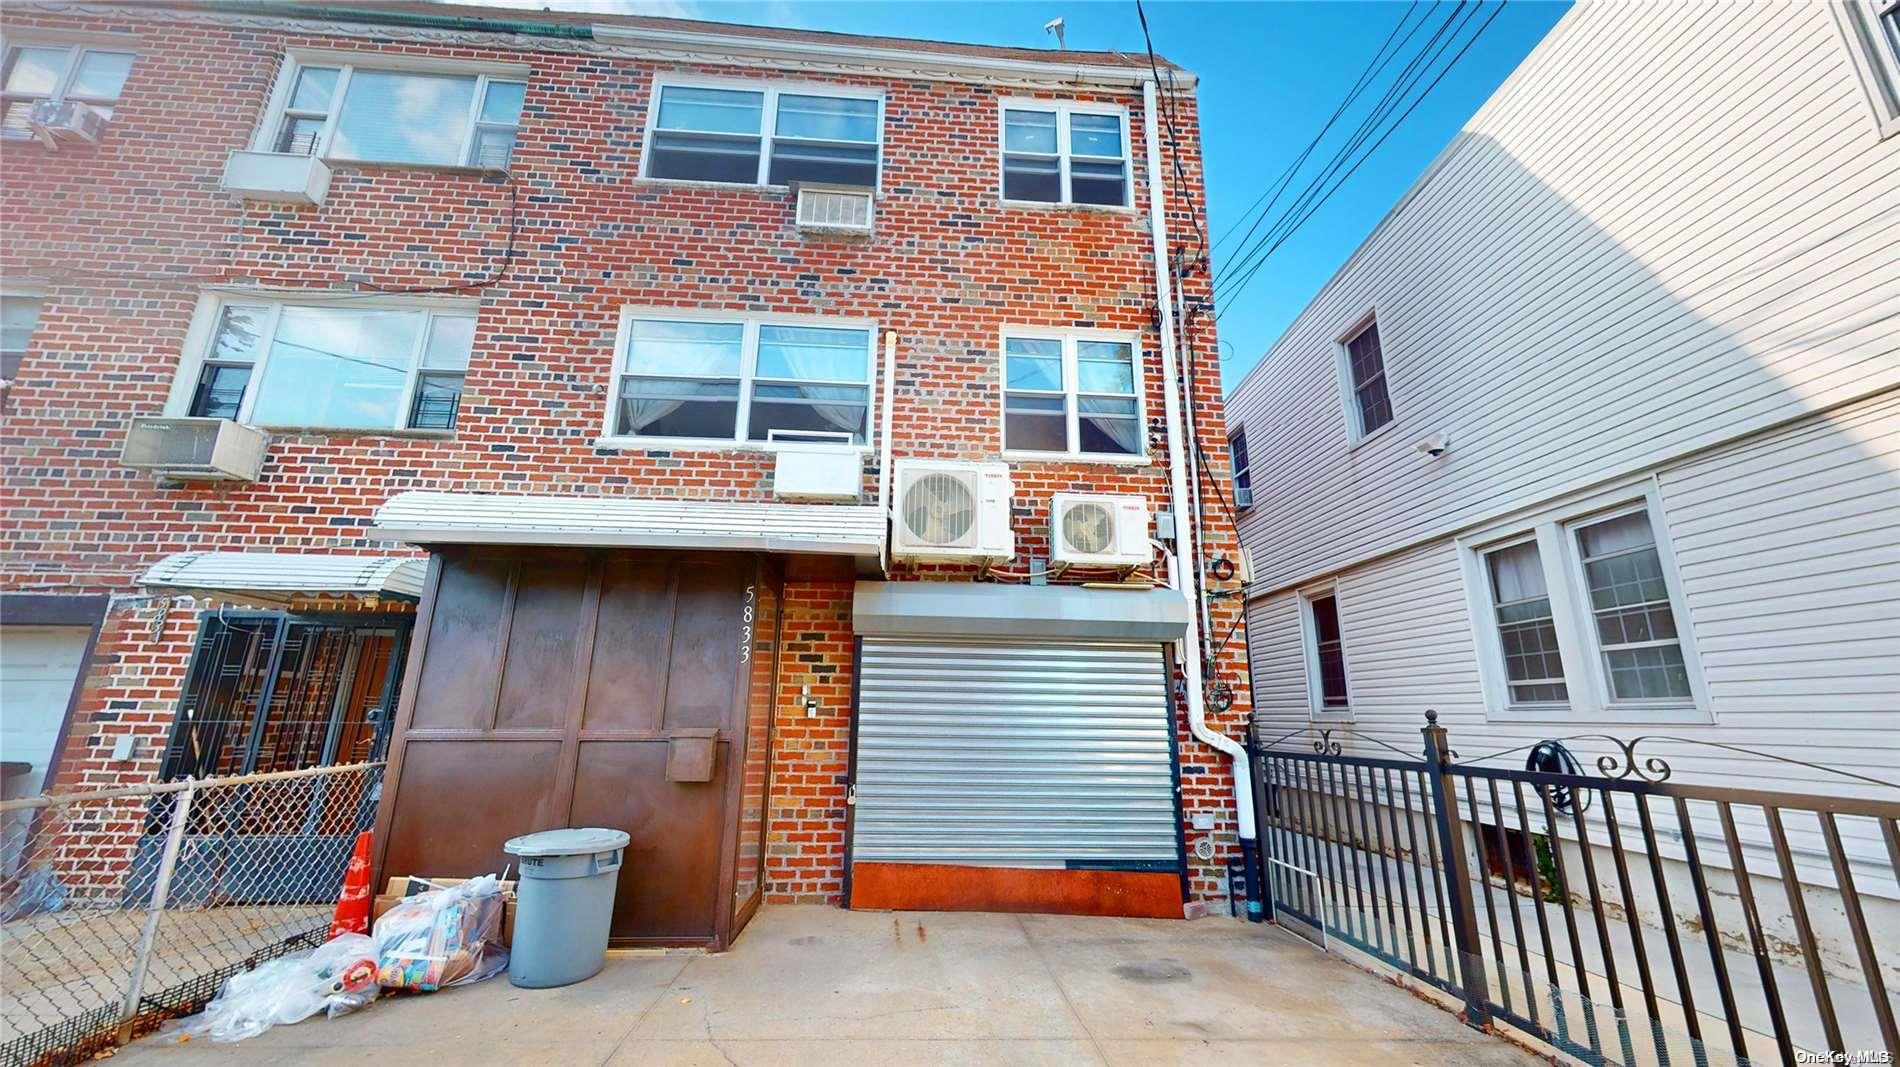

[1250,713,1900,1066]
[852,636,1178,867]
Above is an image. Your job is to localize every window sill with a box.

[1001,198,1137,215]
[1346,421,1396,452]
[1484,703,1714,727]
[632,177,796,196]
[259,426,456,440]
[593,436,871,455]
[1003,450,1151,467]
[1309,708,1353,724]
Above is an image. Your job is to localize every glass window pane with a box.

[767,139,876,187]
[1003,109,1057,153]
[657,85,763,134]
[1070,158,1126,206]
[189,364,253,420]
[650,130,761,183]
[3,47,69,95]
[626,319,743,377]
[1356,376,1392,434]
[408,372,464,430]
[774,94,875,142]
[275,115,325,155]
[209,305,270,364]
[1347,322,1384,387]
[470,126,516,169]
[1005,337,1063,390]
[1004,410,1065,452]
[747,383,868,441]
[480,80,525,124]
[1,295,43,354]
[67,51,133,101]
[1076,341,1135,393]
[250,308,422,428]
[1069,113,1122,157]
[1577,511,1656,559]
[289,67,339,112]
[1003,154,1060,202]
[616,377,739,438]
[330,70,478,165]
[421,314,476,369]
[1605,644,1692,702]
[1079,412,1140,454]
[755,326,868,382]
[1487,541,1547,603]
[1310,595,1342,644]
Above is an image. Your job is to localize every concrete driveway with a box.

[117,905,1537,1065]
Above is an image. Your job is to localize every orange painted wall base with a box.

[848,862,1183,919]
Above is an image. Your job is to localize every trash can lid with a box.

[502,827,631,857]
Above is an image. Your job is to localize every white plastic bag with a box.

[170,933,380,1043]
[373,874,508,992]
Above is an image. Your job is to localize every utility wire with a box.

[1216,1,1508,314]
[1135,0,1208,274]
[1210,0,1422,261]
[1215,0,1477,299]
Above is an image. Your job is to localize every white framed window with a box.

[1336,315,1392,442]
[253,53,527,168]
[605,309,876,449]
[999,100,1131,207]
[641,76,883,189]
[1229,428,1253,508]
[165,294,478,432]
[1,41,134,137]
[1459,483,1709,723]
[1000,328,1144,458]
[1,289,45,382]
[1298,584,1352,720]
[1833,0,1900,136]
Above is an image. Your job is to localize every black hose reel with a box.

[1526,740,1590,814]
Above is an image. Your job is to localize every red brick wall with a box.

[0,7,1252,907]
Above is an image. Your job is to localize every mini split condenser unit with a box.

[890,460,1013,564]
[1049,493,1153,570]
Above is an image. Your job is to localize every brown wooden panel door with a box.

[568,741,727,942]
[375,549,759,948]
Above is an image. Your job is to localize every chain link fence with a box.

[0,762,383,1067]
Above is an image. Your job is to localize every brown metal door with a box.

[373,549,755,947]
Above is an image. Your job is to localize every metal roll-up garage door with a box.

[853,635,1178,867]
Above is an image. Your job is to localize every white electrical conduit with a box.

[1143,79,1256,842]
[878,330,898,573]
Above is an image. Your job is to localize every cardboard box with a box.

[375,876,516,946]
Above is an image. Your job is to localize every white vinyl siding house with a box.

[1229,0,1899,894]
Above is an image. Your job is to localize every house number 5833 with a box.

[740,584,756,663]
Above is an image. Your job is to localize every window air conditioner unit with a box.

[120,417,268,482]
[28,100,108,148]
[891,460,1014,564]
[1050,492,1152,570]
[794,183,874,235]
[1234,485,1254,509]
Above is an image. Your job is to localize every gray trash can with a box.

[502,827,631,989]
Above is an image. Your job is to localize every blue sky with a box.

[455,0,1570,388]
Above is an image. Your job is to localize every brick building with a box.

[0,1,1253,948]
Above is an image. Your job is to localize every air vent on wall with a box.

[795,183,873,235]
[890,460,1013,564]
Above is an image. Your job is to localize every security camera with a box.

[1044,17,1066,49]
[1416,432,1451,457]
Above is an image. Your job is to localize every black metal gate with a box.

[131,611,410,905]
[1249,713,1899,1066]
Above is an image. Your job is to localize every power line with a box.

[1215,1,1507,314]
[1215,0,1478,298]
[1135,0,1208,274]
[1210,0,1422,261]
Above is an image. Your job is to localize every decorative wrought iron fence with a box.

[0,762,382,1067]
[1248,713,1898,1066]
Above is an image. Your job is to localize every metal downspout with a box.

[877,331,897,573]
[1142,81,1256,855]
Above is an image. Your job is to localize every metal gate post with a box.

[1246,734,1274,923]
[118,780,195,1044]
[1421,711,1492,1029]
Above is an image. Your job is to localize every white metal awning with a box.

[138,552,427,601]
[372,490,886,558]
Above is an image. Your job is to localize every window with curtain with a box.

[1003,332,1140,456]
[1344,318,1392,437]
[182,301,476,431]
[646,82,881,187]
[613,316,872,444]
[1307,593,1350,712]
[264,61,525,168]
[2,44,134,136]
[1484,540,1567,704]
[1,293,44,381]
[1001,103,1128,206]
[1573,510,1692,702]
